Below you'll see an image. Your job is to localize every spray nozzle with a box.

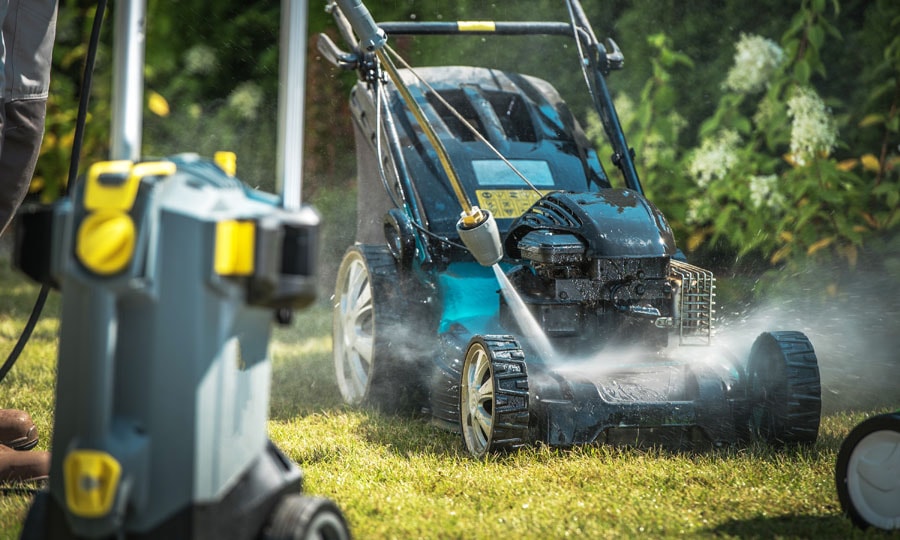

[456,206,503,267]
[458,206,486,228]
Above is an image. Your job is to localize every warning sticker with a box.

[475,189,552,219]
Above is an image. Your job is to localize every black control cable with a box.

[0,0,108,384]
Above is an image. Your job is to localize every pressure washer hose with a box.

[374,47,477,221]
[0,0,108,384]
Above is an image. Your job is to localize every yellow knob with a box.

[76,210,136,275]
[64,450,122,518]
[214,151,237,177]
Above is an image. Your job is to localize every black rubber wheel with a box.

[18,490,48,540]
[460,335,530,458]
[835,412,900,531]
[332,245,426,413]
[746,331,821,445]
[261,494,350,540]
[19,490,76,539]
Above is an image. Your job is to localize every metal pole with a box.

[277,0,309,210]
[110,0,146,161]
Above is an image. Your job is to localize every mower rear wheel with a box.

[333,245,424,412]
[835,412,900,531]
[262,494,350,540]
[746,331,821,446]
[460,335,529,458]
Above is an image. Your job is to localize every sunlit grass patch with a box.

[0,260,891,539]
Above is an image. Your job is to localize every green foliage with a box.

[587,0,900,291]
[34,2,114,200]
[30,0,900,292]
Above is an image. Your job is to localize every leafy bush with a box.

[588,0,900,294]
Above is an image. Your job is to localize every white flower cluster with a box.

[686,198,709,224]
[748,174,785,210]
[184,45,217,75]
[228,82,264,121]
[723,34,785,94]
[688,129,741,188]
[787,86,838,166]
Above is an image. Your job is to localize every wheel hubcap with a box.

[334,258,374,404]
[848,429,900,529]
[462,345,494,456]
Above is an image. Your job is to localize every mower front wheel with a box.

[460,335,530,458]
[746,331,822,446]
[835,411,900,531]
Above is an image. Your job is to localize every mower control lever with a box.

[605,38,624,70]
[317,33,357,70]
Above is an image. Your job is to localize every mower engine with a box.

[501,190,715,354]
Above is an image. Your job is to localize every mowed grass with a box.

[0,260,896,539]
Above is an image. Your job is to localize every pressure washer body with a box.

[14,154,324,538]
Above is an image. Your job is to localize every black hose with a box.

[0,0,108,384]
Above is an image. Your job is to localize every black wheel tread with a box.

[748,331,822,446]
[481,335,530,452]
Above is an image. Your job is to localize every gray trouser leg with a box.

[0,98,47,236]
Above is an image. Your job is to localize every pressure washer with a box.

[10,0,350,537]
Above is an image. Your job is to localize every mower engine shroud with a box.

[321,1,822,458]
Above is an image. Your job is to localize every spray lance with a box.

[331,0,503,266]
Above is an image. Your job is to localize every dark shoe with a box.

[0,409,39,450]
[0,444,49,483]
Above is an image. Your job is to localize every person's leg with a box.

[0,98,45,235]
[0,0,55,484]
[0,0,57,237]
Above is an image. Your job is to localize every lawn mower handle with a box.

[331,0,385,52]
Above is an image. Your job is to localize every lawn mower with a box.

[10,0,350,537]
[835,411,900,531]
[320,0,822,457]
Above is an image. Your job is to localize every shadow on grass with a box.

[357,409,464,458]
[709,514,882,539]
[0,486,41,497]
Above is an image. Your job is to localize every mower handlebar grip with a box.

[333,0,386,52]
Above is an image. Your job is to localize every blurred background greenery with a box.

[32,0,900,306]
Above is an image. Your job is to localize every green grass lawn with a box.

[0,259,896,539]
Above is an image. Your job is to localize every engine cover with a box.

[505,189,677,260]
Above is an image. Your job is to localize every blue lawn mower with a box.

[320,0,822,457]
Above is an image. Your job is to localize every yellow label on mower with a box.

[457,21,496,32]
[475,189,551,219]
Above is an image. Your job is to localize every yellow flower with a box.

[148,91,170,117]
